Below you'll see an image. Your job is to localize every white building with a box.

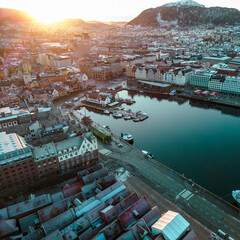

[222,76,240,95]
[135,67,147,80]
[208,75,224,92]
[162,68,193,86]
[23,72,32,85]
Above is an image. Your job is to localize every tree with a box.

[81,116,92,126]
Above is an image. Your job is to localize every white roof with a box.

[152,210,190,240]
[0,132,27,155]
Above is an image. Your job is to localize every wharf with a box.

[179,93,240,109]
[72,110,240,239]
[127,87,170,98]
[75,102,148,122]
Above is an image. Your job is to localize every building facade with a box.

[190,71,212,88]
[0,131,98,192]
[0,132,38,191]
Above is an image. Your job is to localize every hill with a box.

[127,0,240,27]
[0,8,34,23]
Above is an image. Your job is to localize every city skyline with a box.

[0,0,239,23]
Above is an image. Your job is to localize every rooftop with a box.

[8,194,52,218]
[33,142,57,161]
[0,132,27,155]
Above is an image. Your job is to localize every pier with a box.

[74,101,149,122]
[179,92,240,109]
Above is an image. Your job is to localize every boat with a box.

[125,98,135,105]
[103,125,110,131]
[232,190,240,206]
[169,90,177,96]
[124,115,132,120]
[133,118,140,122]
[112,112,123,118]
[103,109,110,115]
[121,133,134,144]
[139,90,144,93]
[136,111,148,116]
[142,150,154,159]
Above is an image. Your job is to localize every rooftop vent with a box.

[133,210,139,217]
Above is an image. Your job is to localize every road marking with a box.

[186,193,194,201]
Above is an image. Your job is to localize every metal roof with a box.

[0,132,27,155]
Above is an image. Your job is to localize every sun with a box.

[34,14,64,24]
[17,0,66,24]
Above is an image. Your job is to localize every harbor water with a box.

[78,90,240,203]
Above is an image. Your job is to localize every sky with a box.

[0,0,239,23]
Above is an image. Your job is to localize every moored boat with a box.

[232,190,240,206]
[124,115,132,120]
[121,133,134,144]
[103,110,110,115]
[125,98,135,105]
[112,112,123,118]
[133,118,140,122]
[169,90,177,96]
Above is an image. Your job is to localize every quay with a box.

[179,92,240,109]
[74,102,149,122]
[71,110,240,240]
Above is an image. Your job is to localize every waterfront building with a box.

[55,132,98,174]
[208,75,225,92]
[147,68,157,81]
[222,76,240,95]
[138,80,172,92]
[190,71,212,88]
[84,91,112,106]
[0,131,98,192]
[162,68,193,86]
[135,67,147,80]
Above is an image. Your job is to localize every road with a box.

[63,80,240,239]
[70,112,240,239]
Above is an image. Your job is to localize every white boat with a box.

[103,110,110,115]
[169,90,177,96]
[232,190,240,206]
[133,118,140,122]
[136,111,148,116]
[142,150,154,159]
[112,112,123,118]
[121,133,134,144]
[124,115,132,120]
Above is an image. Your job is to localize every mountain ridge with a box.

[127,3,240,27]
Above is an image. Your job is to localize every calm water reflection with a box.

[78,90,240,202]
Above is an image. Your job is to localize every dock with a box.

[75,102,149,122]
[179,93,240,109]
[71,110,240,239]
